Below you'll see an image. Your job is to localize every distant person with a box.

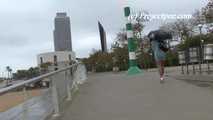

[148,30,172,83]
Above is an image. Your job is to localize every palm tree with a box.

[6,66,12,86]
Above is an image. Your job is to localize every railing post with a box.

[66,70,72,101]
[207,60,210,74]
[22,86,29,120]
[192,63,196,74]
[50,76,60,117]
[181,64,184,74]
[186,63,189,74]
[0,63,86,120]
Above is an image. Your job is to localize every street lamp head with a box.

[198,24,203,29]
[201,39,204,43]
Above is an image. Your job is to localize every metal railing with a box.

[178,44,213,74]
[0,62,87,120]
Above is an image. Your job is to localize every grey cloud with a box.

[0,34,29,47]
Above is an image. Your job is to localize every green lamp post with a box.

[124,6,142,75]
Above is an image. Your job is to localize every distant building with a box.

[98,21,107,52]
[54,12,72,51]
[37,12,76,72]
[193,24,208,36]
[37,51,76,71]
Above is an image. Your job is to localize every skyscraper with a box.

[98,21,107,52]
[54,12,72,51]
[37,12,76,69]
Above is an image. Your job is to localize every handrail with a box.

[0,63,79,95]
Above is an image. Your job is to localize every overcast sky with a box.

[0,0,208,73]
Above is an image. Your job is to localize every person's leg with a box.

[156,61,161,76]
[157,61,163,78]
[159,61,165,78]
[156,60,165,82]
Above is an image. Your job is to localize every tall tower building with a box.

[37,12,76,71]
[54,12,72,51]
[98,21,107,52]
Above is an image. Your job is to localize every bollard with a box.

[192,63,196,74]
[186,64,189,74]
[199,48,202,74]
[199,61,202,74]
[181,64,184,74]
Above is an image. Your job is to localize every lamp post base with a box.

[127,66,142,75]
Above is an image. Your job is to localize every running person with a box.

[148,30,171,82]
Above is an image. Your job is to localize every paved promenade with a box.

[58,70,213,120]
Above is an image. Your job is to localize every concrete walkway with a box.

[59,71,213,120]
